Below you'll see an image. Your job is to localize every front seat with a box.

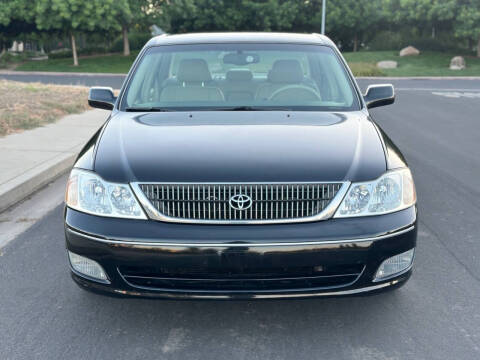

[160,58,224,102]
[255,59,319,101]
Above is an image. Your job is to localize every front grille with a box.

[138,183,343,223]
[118,264,364,292]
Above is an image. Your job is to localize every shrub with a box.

[368,30,469,53]
[79,46,109,56]
[0,52,31,68]
[408,36,465,53]
[47,32,151,58]
[48,50,72,59]
[368,31,404,51]
[48,46,110,59]
[109,32,152,53]
[348,62,385,77]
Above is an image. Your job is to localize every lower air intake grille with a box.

[137,183,343,223]
[118,264,364,292]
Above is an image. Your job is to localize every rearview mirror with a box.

[223,52,260,65]
[88,87,116,110]
[363,84,395,109]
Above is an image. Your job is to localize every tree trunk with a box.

[123,26,130,56]
[353,34,358,52]
[71,33,78,66]
[477,35,480,58]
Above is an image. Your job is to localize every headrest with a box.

[226,69,253,82]
[268,59,304,83]
[177,58,212,83]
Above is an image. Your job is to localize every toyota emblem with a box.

[229,194,252,211]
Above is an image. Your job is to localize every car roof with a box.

[145,32,335,47]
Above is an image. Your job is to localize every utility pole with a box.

[321,0,326,35]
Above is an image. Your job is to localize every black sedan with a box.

[64,32,417,299]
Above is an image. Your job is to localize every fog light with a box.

[374,248,415,281]
[68,251,109,282]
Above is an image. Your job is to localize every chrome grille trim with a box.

[131,182,350,224]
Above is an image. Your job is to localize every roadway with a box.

[1,77,479,359]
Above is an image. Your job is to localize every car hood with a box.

[91,111,386,183]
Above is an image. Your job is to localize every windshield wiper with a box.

[125,107,173,112]
[213,106,293,111]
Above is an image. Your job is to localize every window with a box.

[122,43,360,111]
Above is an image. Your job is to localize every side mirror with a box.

[88,87,116,110]
[363,84,395,109]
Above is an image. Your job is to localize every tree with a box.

[385,0,457,38]
[0,0,36,54]
[454,0,480,57]
[113,0,152,56]
[325,0,384,51]
[35,0,124,65]
[159,0,299,34]
[396,0,480,57]
[0,1,15,54]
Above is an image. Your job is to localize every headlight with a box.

[334,168,416,218]
[65,169,146,219]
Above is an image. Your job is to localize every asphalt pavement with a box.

[1,78,480,360]
[0,71,126,89]
[2,70,480,91]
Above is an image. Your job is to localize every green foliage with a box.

[110,32,152,52]
[47,46,108,59]
[34,0,125,33]
[0,0,36,49]
[369,30,468,52]
[16,49,480,77]
[0,52,28,69]
[368,31,405,51]
[160,0,299,33]
[348,62,385,76]
[0,2,13,27]
[2,0,480,58]
[454,1,480,44]
[0,0,35,27]
[326,0,384,50]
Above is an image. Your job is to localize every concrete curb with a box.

[357,76,480,80]
[1,71,480,80]
[0,153,74,213]
[0,70,126,77]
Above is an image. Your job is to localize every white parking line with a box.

[431,91,480,98]
[396,88,480,91]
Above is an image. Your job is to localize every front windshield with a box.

[121,43,360,111]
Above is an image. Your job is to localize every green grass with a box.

[344,50,480,77]
[13,50,480,76]
[16,52,138,73]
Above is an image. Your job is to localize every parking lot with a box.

[1,78,479,360]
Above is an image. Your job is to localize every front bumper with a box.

[64,206,417,299]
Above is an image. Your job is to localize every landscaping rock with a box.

[399,46,420,56]
[449,56,466,70]
[377,60,398,69]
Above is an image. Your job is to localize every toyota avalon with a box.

[64,33,417,299]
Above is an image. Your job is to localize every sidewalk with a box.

[0,109,108,212]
